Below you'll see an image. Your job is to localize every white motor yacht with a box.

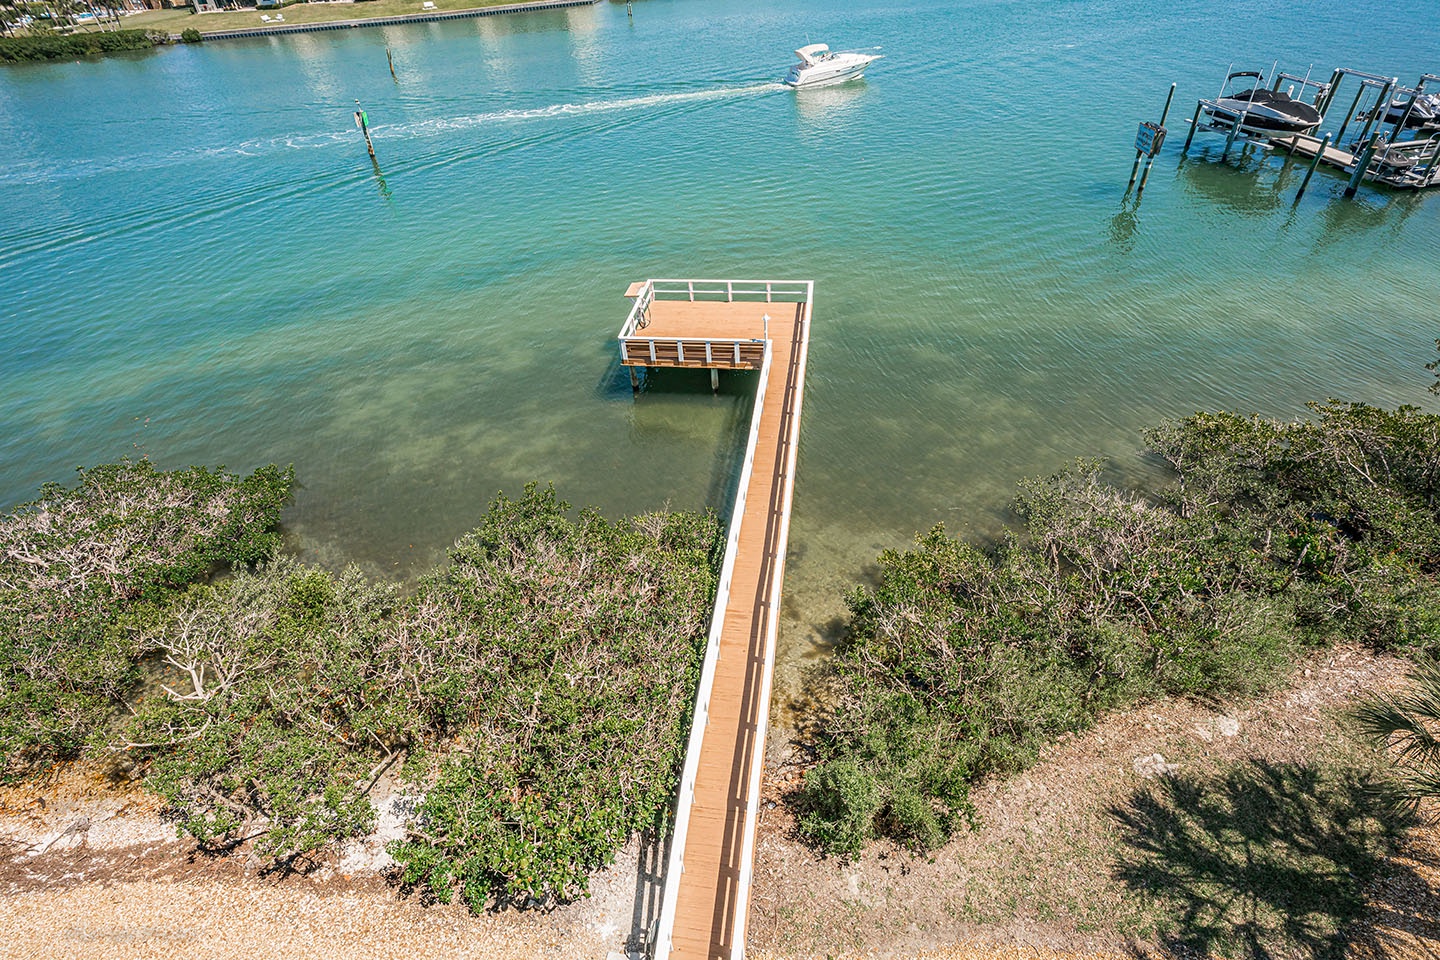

[783,44,881,88]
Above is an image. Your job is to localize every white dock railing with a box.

[650,340,774,960]
[619,279,812,341]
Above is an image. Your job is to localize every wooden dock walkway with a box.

[617,280,813,960]
[1267,131,1440,190]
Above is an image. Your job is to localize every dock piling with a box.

[1221,110,1245,158]
[1294,134,1331,202]
[1133,83,1175,196]
[1352,79,1396,151]
[1182,100,1203,154]
[1344,136,1379,198]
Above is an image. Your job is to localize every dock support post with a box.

[630,367,640,392]
[1344,136,1378,198]
[1352,80,1394,152]
[1221,112,1244,158]
[1318,68,1344,117]
[710,369,719,394]
[1387,87,1421,144]
[1295,134,1331,202]
[1182,100,1204,154]
[1335,84,1367,146]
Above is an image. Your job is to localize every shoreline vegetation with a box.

[796,400,1440,858]
[3,395,1439,945]
[0,467,721,910]
[0,0,597,61]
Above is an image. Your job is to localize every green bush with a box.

[127,560,403,858]
[799,401,1440,855]
[0,29,156,63]
[112,482,720,904]
[0,460,293,780]
[180,28,202,43]
[388,485,721,908]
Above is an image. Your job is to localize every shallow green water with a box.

[3,0,1438,708]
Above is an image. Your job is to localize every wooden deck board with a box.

[665,299,810,960]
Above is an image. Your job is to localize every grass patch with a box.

[72,0,560,37]
[1111,760,1409,959]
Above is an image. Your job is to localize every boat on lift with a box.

[783,43,881,88]
[1367,92,1440,131]
[1199,70,1323,136]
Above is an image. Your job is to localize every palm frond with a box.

[1353,658,1440,798]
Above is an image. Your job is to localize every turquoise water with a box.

[3,0,1439,707]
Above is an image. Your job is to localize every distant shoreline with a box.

[182,0,600,42]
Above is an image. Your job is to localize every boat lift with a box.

[1175,64,1440,199]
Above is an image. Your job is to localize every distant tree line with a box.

[0,28,172,60]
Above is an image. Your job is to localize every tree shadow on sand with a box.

[1110,760,1418,960]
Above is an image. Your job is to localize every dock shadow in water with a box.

[1178,149,1291,216]
[1109,759,1413,960]
[593,355,640,402]
[1309,190,1429,250]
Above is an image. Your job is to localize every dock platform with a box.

[1271,132,1440,189]
[619,279,813,960]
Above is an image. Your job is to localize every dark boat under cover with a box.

[1209,86,1323,133]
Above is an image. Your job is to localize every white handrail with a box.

[651,340,775,960]
[619,280,656,340]
[618,278,810,352]
[647,279,812,303]
[727,282,812,958]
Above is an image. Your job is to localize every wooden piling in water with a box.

[1136,83,1176,196]
[1295,134,1331,201]
[354,101,376,159]
[1182,100,1204,154]
[1344,136,1378,198]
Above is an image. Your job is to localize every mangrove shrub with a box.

[0,30,164,63]
[119,484,721,906]
[0,460,292,780]
[798,401,1440,855]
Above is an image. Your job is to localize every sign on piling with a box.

[1135,121,1167,157]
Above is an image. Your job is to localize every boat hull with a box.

[1200,86,1323,137]
[784,55,878,88]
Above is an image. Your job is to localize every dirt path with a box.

[0,771,653,960]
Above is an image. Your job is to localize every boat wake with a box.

[0,82,787,266]
[0,82,787,191]
[396,82,787,138]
